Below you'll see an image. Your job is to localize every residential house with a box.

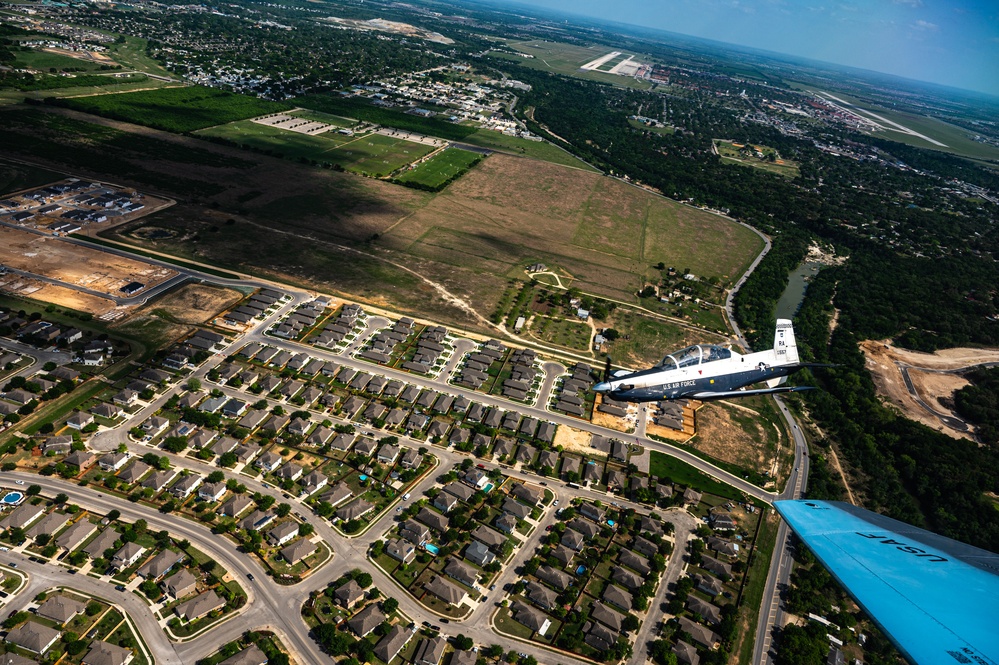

[472,525,507,549]
[611,566,643,590]
[162,569,198,599]
[347,603,386,638]
[603,584,633,611]
[36,595,85,624]
[174,590,225,622]
[137,549,185,580]
[6,621,61,654]
[386,538,416,564]
[99,452,129,473]
[416,507,449,533]
[334,579,365,609]
[374,624,412,664]
[82,640,134,665]
[336,499,374,522]
[414,636,446,665]
[537,565,572,591]
[267,521,300,547]
[424,576,467,607]
[465,540,495,567]
[171,474,203,499]
[444,558,479,588]
[526,581,557,610]
[512,602,551,636]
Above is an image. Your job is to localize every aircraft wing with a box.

[774,500,999,665]
[688,385,815,401]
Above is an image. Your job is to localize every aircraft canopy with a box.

[660,344,731,369]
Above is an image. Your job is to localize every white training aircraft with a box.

[593,319,825,402]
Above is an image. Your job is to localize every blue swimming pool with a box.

[576,565,587,575]
[1,491,23,505]
[607,520,615,527]
[358,474,368,481]
[425,544,440,555]
[483,483,494,493]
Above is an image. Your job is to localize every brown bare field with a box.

[691,402,771,477]
[590,407,632,433]
[150,282,243,324]
[859,340,999,440]
[385,154,763,303]
[0,227,176,296]
[553,424,594,456]
[20,283,117,316]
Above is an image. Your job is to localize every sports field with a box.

[394,148,482,189]
[461,129,598,171]
[197,120,435,176]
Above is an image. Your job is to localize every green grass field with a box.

[107,35,174,78]
[196,120,435,176]
[0,77,176,107]
[649,450,744,499]
[394,148,482,188]
[13,49,111,72]
[462,128,599,171]
[58,85,290,133]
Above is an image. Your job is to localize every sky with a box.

[498,0,999,96]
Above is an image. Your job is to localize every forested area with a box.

[954,368,999,446]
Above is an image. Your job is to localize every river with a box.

[775,261,823,320]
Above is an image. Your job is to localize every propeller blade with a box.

[603,355,612,383]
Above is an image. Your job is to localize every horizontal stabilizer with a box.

[776,500,999,665]
[690,385,815,401]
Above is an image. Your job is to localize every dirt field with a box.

[860,340,999,439]
[690,401,773,475]
[150,282,244,324]
[0,227,177,297]
[590,405,633,433]
[553,424,595,457]
[7,280,117,316]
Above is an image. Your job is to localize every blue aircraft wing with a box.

[774,499,999,665]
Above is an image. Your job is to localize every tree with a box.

[187,378,202,392]
[54,492,68,504]
[354,571,373,588]
[454,634,473,650]
[208,471,225,484]
[275,503,291,518]
[383,597,399,613]
[26,484,41,496]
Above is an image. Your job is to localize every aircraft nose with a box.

[593,382,611,393]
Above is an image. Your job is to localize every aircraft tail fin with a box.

[774,319,799,365]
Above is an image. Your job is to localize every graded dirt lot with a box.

[860,340,999,439]
[3,280,117,316]
[150,282,243,324]
[0,227,177,297]
[553,424,595,456]
[692,401,774,477]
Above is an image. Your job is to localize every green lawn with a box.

[394,148,482,189]
[628,118,675,135]
[648,450,744,499]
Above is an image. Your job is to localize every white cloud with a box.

[893,0,923,7]
[911,19,938,31]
